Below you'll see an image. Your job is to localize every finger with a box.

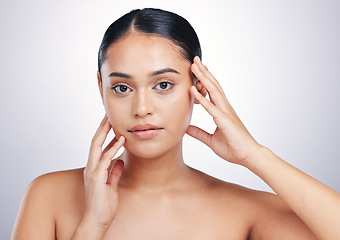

[190,86,221,118]
[102,137,119,155]
[98,136,125,173]
[191,63,220,98]
[92,115,109,142]
[193,81,206,104]
[192,63,235,115]
[194,56,224,93]
[101,136,125,162]
[91,116,112,150]
[191,63,228,110]
[186,125,212,147]
[107,159,124,189]
[87,116,112,170]
[191,85,240,135]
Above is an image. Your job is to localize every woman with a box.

[12,8,340,240]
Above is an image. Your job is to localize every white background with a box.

[1,0,339,238]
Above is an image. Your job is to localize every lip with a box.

[128,124,163,140]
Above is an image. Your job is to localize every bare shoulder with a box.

[32,168,84,191]
[191,167,295,214]
[12,168,84,240]
[189,167,272,203]
[190,168,315,239]
[34,167,84,184]
[26,168,85,205]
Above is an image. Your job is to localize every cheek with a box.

[159,89,194,128]
[103,98,129,137]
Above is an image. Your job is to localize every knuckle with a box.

[90,142,102,154]
[83,169,87,179]
[90,138,99,148]
[102,152,114,162]
[83,167,99,181]
[83,169,91,182]
[101,150,110,159]
[83,168,92,179]
[200,64,208,72]
[91,170,101,180]
[197,92,204,100]
[211,85,218,93]
[86,170,100,183]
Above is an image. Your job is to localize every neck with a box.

[119,141,190,192]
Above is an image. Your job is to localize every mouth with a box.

[128,124,163,140]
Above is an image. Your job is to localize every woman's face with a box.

[99,33,194,158]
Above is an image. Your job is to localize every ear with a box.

[194,80,208,104]
[97,71,104,101]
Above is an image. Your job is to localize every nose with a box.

[133,89,154,118]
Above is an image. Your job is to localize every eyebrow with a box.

[108,72,131,78]
[150,68,180,77]
[108,68,180,79]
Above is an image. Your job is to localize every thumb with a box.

[186,125,212,147]
[107,159,124,189]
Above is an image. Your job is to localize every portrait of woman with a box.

[2,1,340,239]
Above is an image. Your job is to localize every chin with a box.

[123,137,182,160]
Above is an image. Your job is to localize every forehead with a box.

[102,33,190,75]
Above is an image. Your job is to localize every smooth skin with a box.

[12,33,340,240]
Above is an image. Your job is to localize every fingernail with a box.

[193,63,199,71]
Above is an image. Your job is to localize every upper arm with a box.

[12,174,57,240]
[249,192,317,240]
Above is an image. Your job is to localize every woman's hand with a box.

[186,56,262,165]
[187,57,340,240]
[78,115,125,238]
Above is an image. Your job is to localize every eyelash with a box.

[111,81,175,94]
[153,81,175,91]
[111,84,132,94]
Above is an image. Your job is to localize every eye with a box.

[111,84,132,94]
[154,81,175,91]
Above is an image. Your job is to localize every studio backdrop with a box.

[1,0,339,239]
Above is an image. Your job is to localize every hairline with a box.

[99,30,191,81]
